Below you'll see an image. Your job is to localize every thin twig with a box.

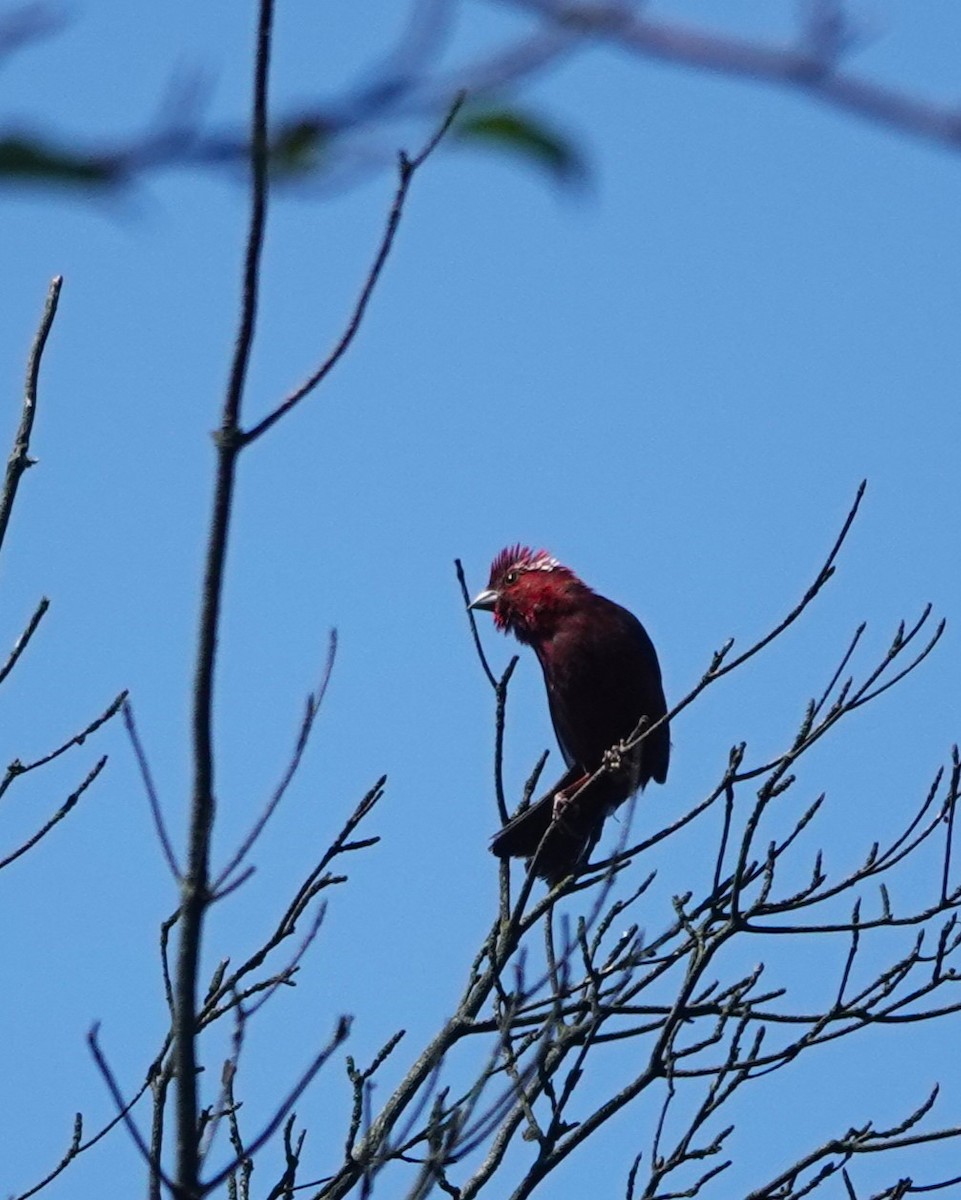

[87,1025,176,1194]
[204,1018,352,1192]
[240,94,465,447]
[0,757,108,872]
[493,657,519,824]
[455,557,497,690]
[0,596,49,687]
[214,629,338,892]
[12,1071,156,1200]
[0,689,127,801]
[506,0,961,155]
[123,700,182,880]
[0,276,61,560]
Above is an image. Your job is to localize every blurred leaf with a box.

[0,134,121,187]
[269,118,329,178]
[453,107,587,186]
[0,2,67,61]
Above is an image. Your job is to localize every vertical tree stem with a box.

[173,2,274,1194]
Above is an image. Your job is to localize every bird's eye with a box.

[505,569,519,586]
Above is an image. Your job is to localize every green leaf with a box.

[269,118,329,178]
[0,134,121,187]
[453,107,587,187]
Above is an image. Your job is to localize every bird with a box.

[470,545,669,884]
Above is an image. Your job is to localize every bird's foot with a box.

[552,774,588,825]
[552,789,572,822]
[602,745,624,773]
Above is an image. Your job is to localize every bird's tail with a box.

[490,768,610,885]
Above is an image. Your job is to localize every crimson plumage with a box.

[471,546,669,883]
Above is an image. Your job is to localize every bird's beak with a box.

[468,588,498,612]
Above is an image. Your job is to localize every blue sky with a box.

[2,2,960,1196]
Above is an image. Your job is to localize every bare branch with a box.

[12,1064,157,1200]
[239,94,465,447]
[0,689,127,800]
[455,558,498,691]
[504,1,961,156]
[176,1,275,1191]
[0,276,61,561]
[204,1017,351,1192]
[87,1025,175,1194]
[0,756,108,872]
[0,596,49,687]
[214,628,338,893]
[123,700,182,880]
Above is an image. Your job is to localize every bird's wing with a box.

[538,596,670,785]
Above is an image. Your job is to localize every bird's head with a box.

[469,545,588,643]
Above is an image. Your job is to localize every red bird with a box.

[470,546,669,883]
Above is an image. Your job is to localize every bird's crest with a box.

[490,545,560,584]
